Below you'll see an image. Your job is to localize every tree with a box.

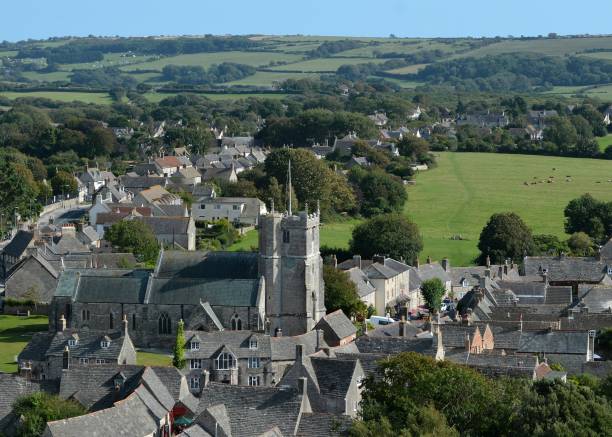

[350,214,423,262]
[50,171,77,196]
[12,392,87,437]
[323,265,366,318]
[477,212,535,264]
[0,159,42,221]
[350,168,407,217]
[567,232,595,256]
[564,194,611,243]
[173,319,186,369]
[104,220,159,263]
[533,234,568,256]
[421,278,446,314]
[511,380,612,437]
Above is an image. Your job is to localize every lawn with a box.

[121,51,303,72]
[0,91,112,104]
[136,351,172,367]
[0,315,48,373]
[597,134,612,152]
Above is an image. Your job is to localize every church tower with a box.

[258,175,326,336]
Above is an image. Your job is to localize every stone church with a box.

[49,207,326,347]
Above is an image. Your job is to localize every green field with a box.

[0,91,112,104]
[385,63,429,74]
[406,152,612,265]
[0,50,18,58]
[584,84,612,101]
[226,71,321,87]
[230,153,612,266]
[20,70,71,82]
[597,134,612,152]
[456,36,612,58]
[0,315,48,373]
[269,57,384,72]
[143,92,290,103]
[121,51,303,72]
[136,351,172,367]
[60,53,151,71]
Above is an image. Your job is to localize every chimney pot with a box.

[202,370,210,387]
[353,255,361,270]
[59,314,67,332]
[122,314,128,337]
[426,256,432,264]
[399,316,406,337]
[295,344,304,362]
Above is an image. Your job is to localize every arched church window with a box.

[158,312,171,335]
[230,314,242,331]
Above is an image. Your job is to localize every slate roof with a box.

[576,284,612,312]
[523,256,607,282]
[346,267,376,298]
[310,357,359,399]
[314,310,356,341]
[149,277,260,306]
[270,330,327,361]
[443,350,536,378]
[367,320,422,338]
[2,230,34,258]
[45,391,160,437]
[119,175,165,192]
[334,352,390,377]
[156,251,258,279]
[135,216,191,234]
[518,330,589,355]
[184,331,271,360]
[44,329,129,360]
[0,375,40,425]
[196,383,303,437]
[296,413,353,436]
[365,263,399,280]
[412,262,451,284]
[601,238,612,261]
[355,336,433,354]
[178,424,212,437]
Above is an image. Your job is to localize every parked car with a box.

[368,315,396,327]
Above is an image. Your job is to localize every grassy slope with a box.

[0,315,48,373]
[225,71,320,87]
[268,57,384,72]
[143,92,290,103]
[136,351,172,367]
[456,36,612,58]
[405,152,612,265]
[0,91,112,104]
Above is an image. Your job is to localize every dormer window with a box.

[461,279,468,287]
[607,266,612,275]
[190,341,200,351]
[249,339,258,350]
[68,339,77,347]
[100,340,110,349]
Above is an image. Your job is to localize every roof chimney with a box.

[122,314,128,337]
[485,255,491,268]
[464,334,471,352]
[59,314,67,332]
[62,346,70,370]
[435,326,445,361]
[202,370,210,387]
[498,265,504,278]
[441,258,450,272]
[373,254,385,265]
[353,255,361,270]
[414,258,420,269]
[274,327,282,337]
[426,256,432,264]
[295,344,304,363]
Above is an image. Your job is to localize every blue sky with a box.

[3,0,612,42]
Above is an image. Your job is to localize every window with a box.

[200,204,206,209]
[79,358,89,365]
[248,357,260,369]
[230,315,242,331]
[190,377,200,390]
[190,359,202,370]
[132,314,136,331]
[158,312,171,335]
[232,205,239,210]
[82,309,90,321]
[216,353,236,370]
[608,266,612,275]
[109,313,114,330]
[249,339,258,350]
[96,359,107,365]
[100,340,110,349]
[283,230,290,243]
[68,339,77,347]
[248,376,260,386]
[190,341,200,351]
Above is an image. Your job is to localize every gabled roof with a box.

[518,330,589,355]
[184,331,271,360]
[314,310,356,341]
[44,329,129,360]
[2,230,34,258]
[0,375,40,425]
[524,255,607,283]
[156,251,258,279]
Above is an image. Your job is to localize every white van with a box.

[368,315,396,327]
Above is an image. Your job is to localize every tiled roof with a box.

[149,277,260,306]
[310,357,359,399]
[296,412,353,436]
[270,330,327,361]
[315,310,356,341]
[44,329,129,361]
[355,336,433,354]
[576,284,612,312]
[524,256,607,282]
[0,375,40,424]
[156,251,258,279]
[518,330,589,355]
[196,383,303,436]
[184,331,271,360]
[2,230,34,258]
[135,216,191,234]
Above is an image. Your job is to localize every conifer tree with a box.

[173,319,186,369]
